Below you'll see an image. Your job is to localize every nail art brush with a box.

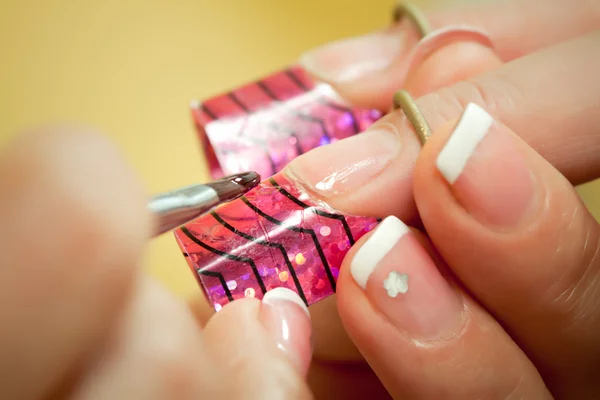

[148,171,261,236]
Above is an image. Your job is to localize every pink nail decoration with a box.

[192,65,382,179]
[175,173,379,310]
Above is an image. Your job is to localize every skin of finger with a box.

[72,275,217,399]
[0,128,150,399]
[426,0,600,60]
[289,31,600,368]
[335,230,550,399]
[295,29,503,366]
[188,294,352,366]
[187,294,390,398]
[313,31,600,220]
[403,41,503,98]
[187,294,360,365]
[305,232,448,399]
[201,299,312,400]
[324,0,600,110]
[414,119,600,397]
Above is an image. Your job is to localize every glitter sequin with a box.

[244,288,256,298]
[278,271,289,282]
[320,226,331,236]
[295,252,306,265]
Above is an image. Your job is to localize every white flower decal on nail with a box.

[383,271,408,298]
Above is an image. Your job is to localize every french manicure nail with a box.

[260,288,312,375]
[287,123,401,198]
[351,216,464,339]
[436,103,537,228]
[300,33,407,83]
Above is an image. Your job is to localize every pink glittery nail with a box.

[181,66,381,309]
[191,66,382,179]
[174,173,379,310]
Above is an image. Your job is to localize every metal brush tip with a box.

[206,171,261,201]
[149,171,261,236]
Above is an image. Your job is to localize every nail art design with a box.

[383,271,409,298]
[174,172,379,310]
[191,66,382,179]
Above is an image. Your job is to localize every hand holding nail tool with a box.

[148,172,261,236]
[174,91,428,311]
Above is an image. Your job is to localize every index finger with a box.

[286,31,600,220]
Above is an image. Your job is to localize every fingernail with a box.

[300,32,407,83]
[403,26,498,96]
[351,216,464,339]
[286,123,401,198]
[260,288,312,375]
[406,26,493,76]
[436,103,537,228]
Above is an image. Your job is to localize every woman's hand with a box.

[283,8,600,400]
[0,129,313,399]
[3,0,600,398]
[186,0,600,396]
[285,0,600,369]
[334,99,600,398]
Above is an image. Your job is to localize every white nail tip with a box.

[262,287,310,317]
[351,216,409,289]
[436,103,494,184]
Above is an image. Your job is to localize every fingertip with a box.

[202,296,312,398]
[336,231,383,341]
[261,288,313,375]
[413,118,460,198]
[206,292,313,377]
[404,27,502,97]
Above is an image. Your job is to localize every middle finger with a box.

[301,0,600,109]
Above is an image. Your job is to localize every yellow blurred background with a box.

[1,0,598,298]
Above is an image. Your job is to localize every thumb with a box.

[202,288,313,398]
